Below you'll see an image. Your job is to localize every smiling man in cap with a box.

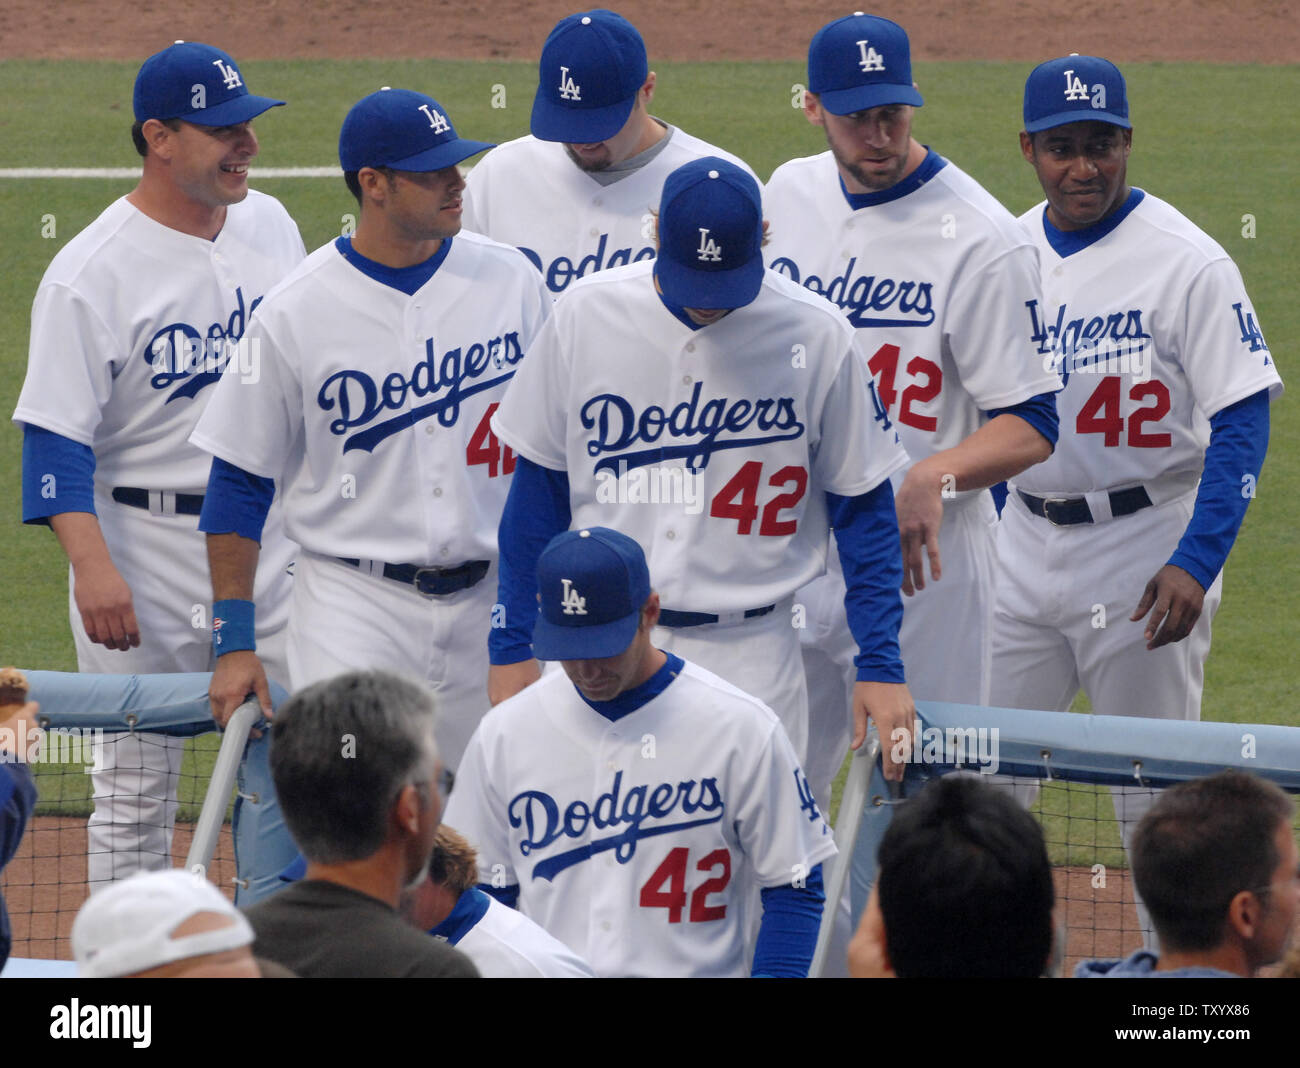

[13,41,304,898]
[448,526,837,977]
[462,9,759,297]
[486,155,914,781]
[192,87,549,771]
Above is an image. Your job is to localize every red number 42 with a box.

[639,847,732,923]
[1076,376,1172,448]
[710,462,808,536]
[466,402,516,476]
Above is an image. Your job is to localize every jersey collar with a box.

[333,234,453,295]
[578,652,685,721]
[1039,188,1145,258]
[428,887,491,945]
[838,148,947,211]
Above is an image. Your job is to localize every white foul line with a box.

[0,167,343,179]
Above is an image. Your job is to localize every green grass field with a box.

[1,59,1295,829]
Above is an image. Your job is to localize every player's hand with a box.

[1130,564,1206,650]
[488,659,542,706]
[894,461,943,596]
[209,650,272,731]
[850,680,916,782]
[72,561,141,651]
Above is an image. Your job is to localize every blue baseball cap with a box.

[531,10,648,143]
[339,88,494,172]
[654,157,764,311]
[532,528,651,661]
[133,41,285,126]
[1023,56,1130,133]
[808,13,923,115]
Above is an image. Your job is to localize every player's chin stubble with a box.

[564,144,610,173]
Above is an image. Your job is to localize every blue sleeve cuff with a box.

[983,390,1060,450]
[1167,389,1270,590]
[21,425,96,524]
[828,486,905,684]
[198,458,275,543]
[753,863,825,978]
[477,882,520,909]
[490,457,571,665]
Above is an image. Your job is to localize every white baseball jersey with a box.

[462,128,759,296]
[445,659,837,978]
[765,150,1062,479]
[434,890,595,978]
[492,261,908,613]
[1014,190,1282,496]
[192,233,550,564]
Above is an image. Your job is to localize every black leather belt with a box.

[337,557,489,597]
[112,487,204,515]
[658,604,776,628]
[1018,486,1153,526]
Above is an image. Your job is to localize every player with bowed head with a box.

[484,154,916,772]
[462,8,759,296]
[447,527,837,977]
[989,57,1281,898]
[13,41,302,891]
[764,13,1061,797]
[192,87,549,770]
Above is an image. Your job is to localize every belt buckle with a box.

[411,566,450,598]
[1041,497,1074,526]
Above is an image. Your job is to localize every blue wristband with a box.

[212,599,256,656]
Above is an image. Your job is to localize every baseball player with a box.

[461,9,759,296]
[447,527,838,978]
[990,58,1281,838]
[486,156,916,772]
[763,13,1061,796]
[12,42,302,889]
[191,88,550,770]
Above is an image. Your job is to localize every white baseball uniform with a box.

[764,150,1061,804]
[461,127,759,296]
[491,261,909,762]
[991,189,1282,722]
[13,192,302,889]
[431,888,595,978]
[445,657,837,977]
[191,232,550,769]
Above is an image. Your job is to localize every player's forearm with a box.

[49,511,116,571]
[21,425,97,525]
[206,533,260,601]
[828,488,905,683]
[1166,389,1270,590]
[752,864,825,978]
[910,409,1054,495]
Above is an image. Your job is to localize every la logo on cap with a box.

[560,578,587,615]
[418,102,450,133]
[558,65,582,100]
[696,227,722,262]
[856,39,885,73]
[212,58,243,90]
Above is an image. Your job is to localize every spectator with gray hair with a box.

[1077,770,1298,978]
[243,670,478,977]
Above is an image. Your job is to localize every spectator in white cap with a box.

[73,868,260,978]
[462,9,759,296]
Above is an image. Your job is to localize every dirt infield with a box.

[2,0,1296,63]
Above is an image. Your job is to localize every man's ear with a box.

[802,91,826,128]
[393,783,422,835]
[640,71,657,107]
[641,590,661,631]
[1226,888,1264,941]
[848,886,896,977]
[1019,130,1036,165]
[142,118,176,160]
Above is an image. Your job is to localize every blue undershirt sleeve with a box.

[198,457,275,544]
[490,456,571,665]
[982,390,1060,451]
[828,485,905,684]
[752,863,825,978]
[21,425,96,524]
[1166,389,1270,591]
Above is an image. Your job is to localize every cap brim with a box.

[818,83,923,115]
[185,95,286,126]
[1024,110,1131,134]
[530,92,636,144]
[533,610,640,662]
[656,257,765,312]
[388,138,496,171]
